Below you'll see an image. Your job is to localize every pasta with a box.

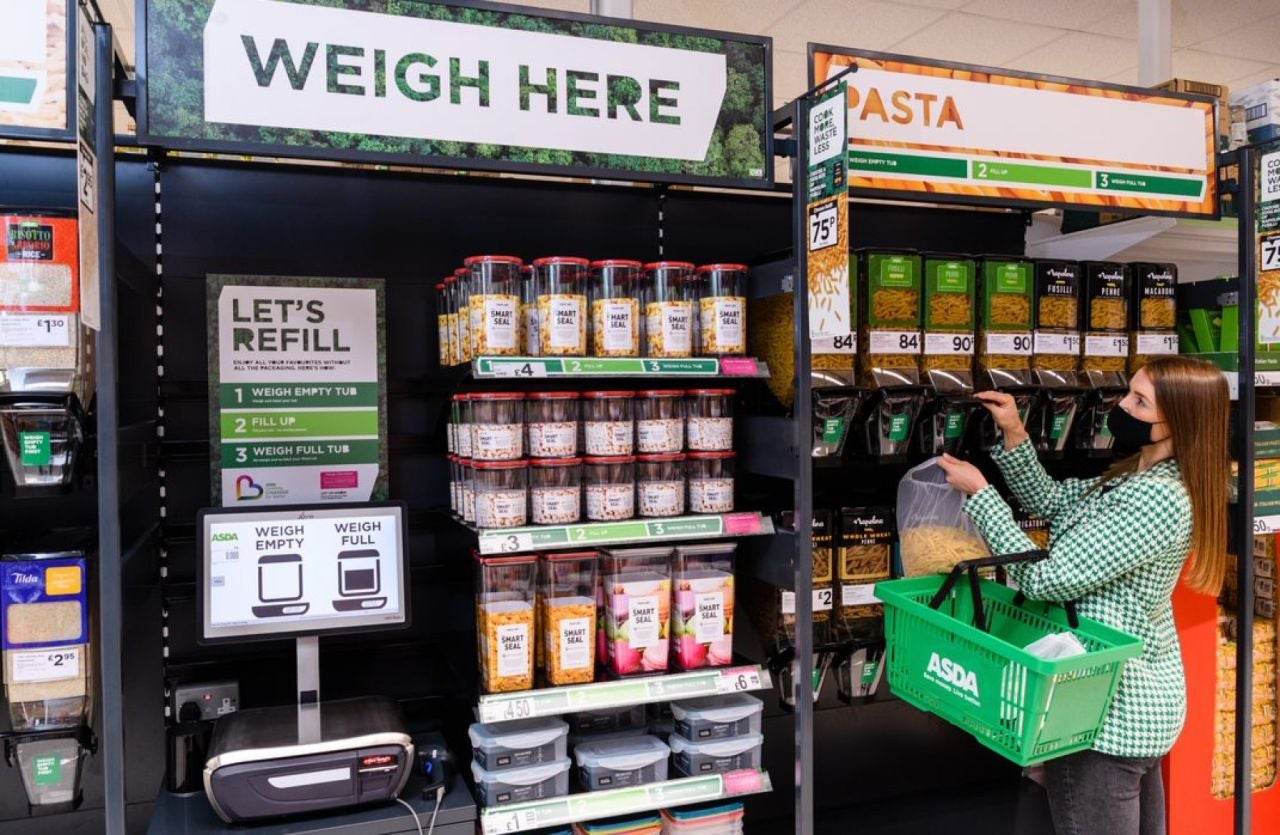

[813,353,852,370]
[981,259,1033,341]
[924,355,972,371]
[866,350,921,372]
[981,348,1030,370]
[840,544,890,580]
[1259,266,1280,338]
[813,543,833,582]
[900,526,991,577]
[929,293,972,327]
[810,255,856,375]
[990,293,1031,326]
[873,289,919,322]
[1034,353,1078,371]
[479,600,535,693]
[750,294,799,407]
[1039,297,1078,329]
[1140,298,1176,329]
[808,243,852,337]
[924,268,975,372]
[1085,294,1129,373]
[544,598,596,685]
[862,253,923,381]
[1211,599,1279,798]
[1084,355,1127,373]
[1262,265,1280,312]
[812,513,835,627]
[1090,298,1127,331]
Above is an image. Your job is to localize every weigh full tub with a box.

[875,561,1142,766]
